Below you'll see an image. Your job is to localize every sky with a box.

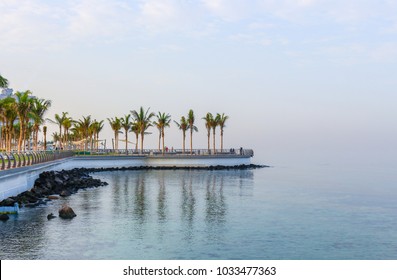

[1,0,397,166]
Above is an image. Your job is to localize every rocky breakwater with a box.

[0,168,108,208]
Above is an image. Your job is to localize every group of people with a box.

[229,147,244,155]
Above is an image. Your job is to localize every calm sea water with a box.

[1,164,396,260]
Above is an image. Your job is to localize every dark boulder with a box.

[58,204,76,219]
[0,214,10,221]
[60,190,71,197]
[47,213,56,220]
[54,176,64,185]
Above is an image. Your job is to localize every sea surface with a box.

[1,164,396,260]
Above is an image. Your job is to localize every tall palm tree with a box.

[0,74,8,88]
[154,112,171,154]
[107,117,121,150]
[187,109,198,155]
[91,120,104,150]
[48,112,68,149]
[61,117,74,150]
[120,114,132,154]
[15,90,33,152]
[0,97,17,152]
[76,115,92,151]
[30,98,52,151]
[131,107,155,153]
[217,113,229,151]
[210,113,220,154]
[0,98,8,150]
[203,113,213,151]
[174,116,188,154]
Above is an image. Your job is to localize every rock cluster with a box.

[0,168,108,208]
[82,163,267,173]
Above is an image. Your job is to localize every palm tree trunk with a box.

[190,129,193,155]
[162,129,165,155]
[135,134,138,152]
[182,132,185,154]
[140,133,144,153]
[65,129,68,150]
[125,129,128,155]
[18,122,24,152]
[59,125,62,149]
[221,129,223,151]
[158,132,161,151]
[207,130,210,151]
[114,132,117,151]
[34,128,39,151]
[212,128,216,154]
[43,126,47,151]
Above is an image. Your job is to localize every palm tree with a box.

[52,132,61,145]
[154,112,171,154]
[0,74,8,89]
[107,117,121,150]
[15,90,33,152]
[187,109,198,155]
[203,113,213,151]
[210,113,220,154]
[0,98,8,150]
[0,97,17,152]
[70,123,84,150]
[217,113,229,151]
[76,115,92,151]
[30,98,52,151]
[91,120,104,150]
[131,107,155,153]
[62,117,74,150]
[48,112,68,149]
[120,114,132,154]
[174,116,188,154]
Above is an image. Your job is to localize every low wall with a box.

[0,158,71,201]
[0,155,252,200]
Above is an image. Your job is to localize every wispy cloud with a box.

[66,0,134,38]
[1,0,397,63]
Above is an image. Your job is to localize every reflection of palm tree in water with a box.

[181,172,196,224]
[133,173,146,223]
[157,171,167,221]
[205,174,226,224]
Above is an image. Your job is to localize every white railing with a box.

[0,151,74,171]
[75,148,254,157]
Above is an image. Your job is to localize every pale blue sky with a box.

[1,0,397,165]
